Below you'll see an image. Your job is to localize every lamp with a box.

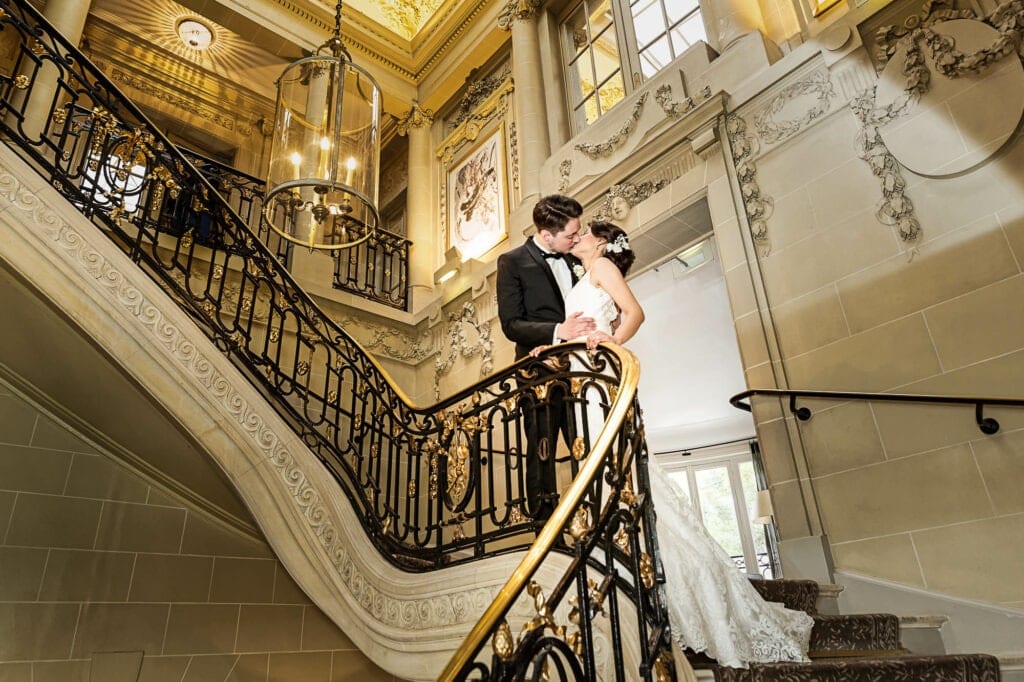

[752,489,774,525]
[262,1,381,251]
[434,247,462,285]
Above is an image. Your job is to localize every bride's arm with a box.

[590,258,645,345]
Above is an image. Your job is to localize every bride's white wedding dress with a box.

[563,272,813,668]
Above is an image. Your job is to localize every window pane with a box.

[666,0,701,24]
[638,36,672,79]
[588,0,614,36]
[670,12,707,53]
[597,72,625,115]
[580,94,601,126]
[631,0,665,48]
[667,471,692,506]
[593,38,621,86]
[564,4,589,59]
[695,466,742,557]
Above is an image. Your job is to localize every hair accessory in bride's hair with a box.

[605,234,630,254]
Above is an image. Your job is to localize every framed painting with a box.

[446,124,508,259]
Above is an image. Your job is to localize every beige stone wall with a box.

[0,383,398,681]
[719,85,1024,607]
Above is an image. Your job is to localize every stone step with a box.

[709,652,1001,681]
[999,654,1024,682]
[809,613,902,654]
[899,614,949,655]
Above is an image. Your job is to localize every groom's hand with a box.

[556,311,596,341]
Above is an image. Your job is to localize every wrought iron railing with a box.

[731,388,1024,435]
[0,2,674,678]
[176,148,411,310]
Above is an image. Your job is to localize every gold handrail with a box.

[437,341,642,680]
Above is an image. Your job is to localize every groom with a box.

[496,194,594,521]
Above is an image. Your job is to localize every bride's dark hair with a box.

[590,221,635,276]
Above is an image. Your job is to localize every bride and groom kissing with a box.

[494,194,813,668]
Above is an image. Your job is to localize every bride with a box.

[548,221,813,668]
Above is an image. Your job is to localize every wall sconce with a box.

[752,489,774,524]
[434,246,463,285]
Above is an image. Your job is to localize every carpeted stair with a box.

[688,579,1003,681]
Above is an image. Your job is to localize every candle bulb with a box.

[290,151,302,180]
[345,156,356,188]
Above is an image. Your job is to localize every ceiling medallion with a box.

[176,17,214,51]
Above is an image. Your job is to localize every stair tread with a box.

[709,651,1002,681]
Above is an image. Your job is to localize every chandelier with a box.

[263,1,381,251]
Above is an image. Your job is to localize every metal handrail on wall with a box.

[0,2,674,678]
[731,388,1024,435]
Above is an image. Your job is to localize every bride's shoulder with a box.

[590,256,622,284]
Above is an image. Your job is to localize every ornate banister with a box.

[0,2,675,678]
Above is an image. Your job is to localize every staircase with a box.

[686,579,1004,681]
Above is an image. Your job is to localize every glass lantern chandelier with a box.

[263,1,381,251]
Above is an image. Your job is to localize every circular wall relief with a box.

[874,19,1024,177]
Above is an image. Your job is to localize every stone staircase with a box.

[686,579,1004,681]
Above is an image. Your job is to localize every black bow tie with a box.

[542,252,564,260]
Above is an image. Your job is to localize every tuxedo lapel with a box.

[525,239,566,306]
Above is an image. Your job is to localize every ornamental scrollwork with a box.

[655,84,711,118]
[558,158,572,192]
[574,91,649,159]
[396,100,435,135]
[449,65,512,130]
[753,71,835,144]
[433,301,494,399]
[725,115,773,249]
[497,0,542,30]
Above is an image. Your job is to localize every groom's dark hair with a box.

[533,194,583,235]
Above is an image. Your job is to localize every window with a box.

[661,441,779,578]
[560,0,706,132]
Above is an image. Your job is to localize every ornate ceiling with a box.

[345,0,447,39]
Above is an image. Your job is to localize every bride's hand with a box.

[585,331,614,349]
[529,345,550,357]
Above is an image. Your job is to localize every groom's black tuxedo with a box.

[496,238,581,520]
[496,238,581,359]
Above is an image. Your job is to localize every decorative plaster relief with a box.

[433,302,494,399]
[574,92,649,159]
[558,158,573,192]
[448,65,513,131]
[593,180,670,222]
[724,115,773,252]
[110,68,252,136]
[655,84,712,118]
[397,101,435,135]
[497,0,543,30]
[753,70,836,145]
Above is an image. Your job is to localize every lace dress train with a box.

[563,272,813,668]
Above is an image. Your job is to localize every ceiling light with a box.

[176,18,213,51]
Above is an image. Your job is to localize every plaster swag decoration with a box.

[433,302,494,399]
[593,180,670,221]
[449,65,513,130]
[873,0,977,67]
[334,315,433,364]
[1,171,497,634]
[753,70,836,144]
[574,92,649,159]
[655,84,712,118]
[850,91,921,246]
[850,0,1024,247]
[724,115,773,251]
[497,0,542,30]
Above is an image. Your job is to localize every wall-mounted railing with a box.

[0,2,673,677]
[731,388,1024,435]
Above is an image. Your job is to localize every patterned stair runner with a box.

[686,579,1002,681]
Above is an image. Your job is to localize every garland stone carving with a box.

[334,315,433,364]
[593,180,669,221]
[509,121,520,191]
[558,158,573,192]
[725,115,773,250]
[874,0,976,66]
[433,302,494,399]
[851,0,1024,246]
[753,70,835,144]
[2,169,497,632]
[449,65,513,130]
[655,84,712,118]
[498,0,542,30]
[574,92,649,159]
